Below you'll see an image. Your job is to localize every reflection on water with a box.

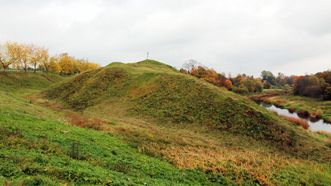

[261,103,331,133]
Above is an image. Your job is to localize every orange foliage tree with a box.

[183,65,232,90]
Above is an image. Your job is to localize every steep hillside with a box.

[42,60,331,184]
[1,67,331,185]
[45,60,329,153]
[0,72,231,185]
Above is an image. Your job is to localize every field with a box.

[1,62,331,185]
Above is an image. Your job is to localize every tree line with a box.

[293,71,331,100]
[181,60,331,100]
[180,60,263,94]
[0,41,99,75]
[260,69,331,100]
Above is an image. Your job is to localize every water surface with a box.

[261,103,331,133]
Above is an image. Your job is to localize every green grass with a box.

[45,60,330,153]
[2,64,331,185]
[0,71,65,96]
[42,60,331,185]
[0,102,230,185]
[0,72,232,185]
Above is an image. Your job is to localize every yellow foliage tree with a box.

[1,41,100,74]
[0,43,12,71]
[30,46,49,73]
[6,42,33,72]
[58,53,75,75]
[48,57,61,74]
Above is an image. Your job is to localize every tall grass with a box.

[271,111,309,129]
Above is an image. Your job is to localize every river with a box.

[261,103,331,133]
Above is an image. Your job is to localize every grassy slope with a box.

[44,60,328,150]
[0,72,63,94]
[43,60,331,185]
[0,72,230,185]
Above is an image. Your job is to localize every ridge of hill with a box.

[1,62,331,185]
[0,71,231,185]
[44,60,330,155]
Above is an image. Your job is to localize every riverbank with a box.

[261,103,331,133]
[250,90,331,123]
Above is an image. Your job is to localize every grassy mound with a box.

[0,86,229,185]
[0,72,65,102]
[1,69,331,185]
[0,72,63,91]
[44,60,331,155]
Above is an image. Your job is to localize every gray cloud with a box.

[0,0,330,76]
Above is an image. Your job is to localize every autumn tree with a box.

[292,72,331,100]
[224,79,233,89]
[261,70,276,85]
[48,57,61,73]
[76,59,99,73]
[231,74,263,94]
[0,43,13,71]
[6,42,33,72]
[324,86,331,100]
[30,46,49,73]
[30,46,49,72]
[58,53,75,75]
[188,66,232,90]
[56,53,99,75]
[0,41,100,74]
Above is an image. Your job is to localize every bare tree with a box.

[182,59,204,73]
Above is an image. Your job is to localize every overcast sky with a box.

[0,0,330,76]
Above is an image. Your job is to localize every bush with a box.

[68,141,85,160]
[232,86,249,94]
[323,86,331,100]
[108,161,131,174]
[66,113,107,130]
[22,176,54,186]
[0,160,21,177]
[303,85,322,98]
[233,78,263,94]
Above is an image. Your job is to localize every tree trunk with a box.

[1,63,4,71]
[24,62,27,73]
[1,63,7,72]
[34,63,37,73]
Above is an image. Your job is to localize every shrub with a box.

[68,141,85,160]
[303,85,322,98]
[323,86,331,100]
[22,176,54,186]
[108,161,131,174]
[66,113,107,130]
[0,160,21,177]
[232,86,249,94]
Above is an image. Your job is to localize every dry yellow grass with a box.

[281,116,309,129]
[82,105,288,185]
